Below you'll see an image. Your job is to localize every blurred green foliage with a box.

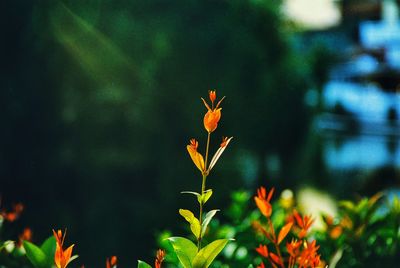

[157,189,400,268]
[1,189,399,267]
[318,193,400,267]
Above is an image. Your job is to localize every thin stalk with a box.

[197,132,211,249]
[198,173,207,249]
[204,132,211,168]
[268,218,285,268]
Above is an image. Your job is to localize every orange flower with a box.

[256,262,265,268]
[187,139,205,172]
[1,203,24,222]
[201,91,225,133]
[106,256,117,268]
[53,229,75,268]
[209,90,216,103]
[204,109,221,133]
[155,249,165,268]
[286,238,302,257]
[329,226,343,239]
[255,244,269,258]
[269,252,283,266]
[340,215,353,230]
[254,187,275,218]
[292,210,314,238]
[297,240,321,267]
[18,227,32,247]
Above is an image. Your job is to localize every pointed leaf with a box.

[277,222,293,245]
[192,239,232,268]
[40,236,56,259]
[138,260,152,268]
[187,145,205,172]
[181,191,201,197]
[368,192,383,207]
[201,210,219,237]
[23,241,48,268]
[339,200,355,211]
[179,209,201,238]
[269,252,283,266]
[201,190,213,204]
[69,255,79,263]
[168,237,198,268]
[0,241,14,252]
[181,191,204,205]
[208,137,233,172]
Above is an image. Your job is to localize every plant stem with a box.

[268,218,285,268]
[197,132,211,250]
[204,132,211,168]
[198,173,207,249]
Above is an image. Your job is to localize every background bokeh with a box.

[1,0,399,267]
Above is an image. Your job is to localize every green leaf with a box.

[192,239,232,268]
[339,200,355,211]
[23,241,48,268]
[137,260,152,268]
[179,209,201,239]
[40,236,56,261]
[392,196,400,213]
[201,190,213,204]
[0,240,14,252]
[181,190,212,205]
[356,198,369,213]
[181,191,201,198]
[69,255,79,263]
[201,210,219,237]
[168,237,198,268]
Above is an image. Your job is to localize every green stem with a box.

[198,174,207,249]
[204,132,211,168]
[268,218,284,268]
[198,132,211,249]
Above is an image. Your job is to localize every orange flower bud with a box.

[203,108,221,133]
[201,91,225,133]
[286,238,302,257]
[1,203,24,222]
[106,256,117,268]
[257,262,265,268]
[220,136,229,147]
[292,210,314,238]
[53,229,75,268]
[186,139,205,172]
[155,249,165,268]
[255,244,269,258]
[255,197,272,218]
[209,90,216,103]
[330,226,342,239]
[17,227,32,247]
[254,187,274,218]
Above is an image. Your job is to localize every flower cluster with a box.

[253,186,323,268]
[0,202,24,222]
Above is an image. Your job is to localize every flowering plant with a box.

[139,91,233,268]
[253,187,323,268]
